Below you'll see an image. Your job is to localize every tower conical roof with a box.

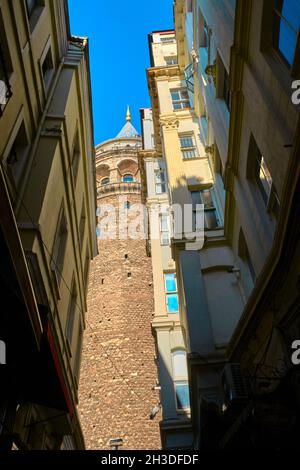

[116,106,140,138]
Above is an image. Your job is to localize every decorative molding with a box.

[205,59,217,87]
[160,118,180,130]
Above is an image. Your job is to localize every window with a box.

[155,169,166,194]
[74,323,83,382]
[214,145,225,184]
[52,208,68,287]
[79,201,86,247]
[180,134,198,159]
[25,0,45,31]
[124,201,131,210]
[66,279,77,348]
[165,56,178,65]
[84,250,90,291]
[248,135,272,205]
[198,12,210,49]
[6,121,29,183]
[160,214,170,246]
[171,88,190,110]
[203,20,209,49]
[25,0,37,16]
[273,0,300,67]
[72,132,80,183]
[218,56,230,110]
[223,66,230,110]
[0,11,13,116]
[172,350,190,411]
[164,273,179,313]
[191,189,221,230]
[122,174,134,183]
[238,229,256,283]
[101,177,110,186]
[41,46,54,93]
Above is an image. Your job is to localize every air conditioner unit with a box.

[222,363,250,408]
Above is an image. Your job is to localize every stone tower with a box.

[78,109,161,450]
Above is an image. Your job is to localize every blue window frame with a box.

[165,273,179,313]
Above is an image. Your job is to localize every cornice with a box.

[147,65,181,81]
[160,116,180,130]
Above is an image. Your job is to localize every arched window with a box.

[172,350,190,411]
[101,177,110,186]
[122,174,134,183]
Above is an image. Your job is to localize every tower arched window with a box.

[101,177,110,186]
[122,174,134,183]
[172,350,190,411]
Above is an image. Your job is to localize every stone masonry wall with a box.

[79,188,161,450]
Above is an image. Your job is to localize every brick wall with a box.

[79,159,161,450]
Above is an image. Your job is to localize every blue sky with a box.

[68,0,174,145]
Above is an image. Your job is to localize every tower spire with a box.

[126,105,131,122]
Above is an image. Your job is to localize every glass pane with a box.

[173,351,187,378]
[281,0,300,34]
[191,191,201,208]
[160,215,168,231]
[173,103,182,110]
[182,101,190,109]
[258,156,272,201]
[182,149,197,159]
[278,19,298,64]
[156,183,162,194]
[101,178,109,186]
[175,382,190,409]
[180,137,194,148]
[165,273,176,292]
[200,189,214,208]
[204,209,219,229]
[180,90,189,100]
[167,293,179,312]
[171,91,180,101]
[123,174,134,182]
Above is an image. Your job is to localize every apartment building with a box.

[140,107,193,449]
[174,0,300,449]
[147,26,247,449]
[0,0,97,449]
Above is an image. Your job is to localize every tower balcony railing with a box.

[97,181,141,197]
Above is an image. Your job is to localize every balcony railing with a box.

[0,42,12,117]
[97,181,141,196]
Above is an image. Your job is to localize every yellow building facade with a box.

[0,0,97,449]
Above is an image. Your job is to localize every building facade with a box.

[78,110,161,450]
[147,26,246,449]
[172,0,300,449]
[0,0,97,450]
[140,107,193,449]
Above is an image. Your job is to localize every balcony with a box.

[97,181,141,197]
